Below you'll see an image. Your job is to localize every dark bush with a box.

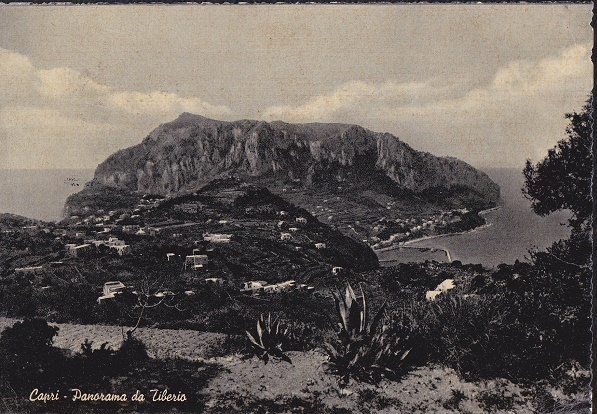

[0,319,65,392]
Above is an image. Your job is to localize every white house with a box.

[240,280,268,294]
[67,244,92,257]
[315,243,326,250]
[203,233,232,243]
[280,233,291,241]
[14,266,44,275]
[185,254,209,270]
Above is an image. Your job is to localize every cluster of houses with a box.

[240,279,314,295]
[96,275,317,304]
[65,236,131,257]
[69,195,167,228]
[276,216,328,250]
[371,209,469,247]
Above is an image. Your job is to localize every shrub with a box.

[0,319,65,392]
[402,290,513,380]
[246,313,292,364]
[325,284,411,385]
[117,335,149,367]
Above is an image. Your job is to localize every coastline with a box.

[373,206,501,254]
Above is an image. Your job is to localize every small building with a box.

[166,253,176,261]
[276,280,296,292]
[280,233,291,241]
[263,284,279,294]
[289,227,299,232]
[103,281,126,296]
[332,266,343,275]
[185,254,209,270]
[240,280,268,294]
[107,237,125,247]
[67,243,92,257]
[98,281,127,303]
[295,217,307,224]
[296,283,315,292]
[14,266,44,275]
[203,233,232,243]
[205,277,225,285]
[315,243,326,250]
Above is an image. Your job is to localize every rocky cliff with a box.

[91,113,500,205]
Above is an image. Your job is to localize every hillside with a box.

[0,179,378,329]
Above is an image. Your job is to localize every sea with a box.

[0,169,95,222]
[379,168,572,268]
[0,168,572,268]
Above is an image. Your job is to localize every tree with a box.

[523,94,593,268]
[523,95,593,236]
[517,94,593,376]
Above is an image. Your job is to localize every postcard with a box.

[0,3,592,413]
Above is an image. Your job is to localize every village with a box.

[3,184,480,310]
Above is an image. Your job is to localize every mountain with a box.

[66,114,500,239]
[93,113,498,200]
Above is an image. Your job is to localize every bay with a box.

[390,167,572,268]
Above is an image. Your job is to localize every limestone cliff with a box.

[90,113,500,205]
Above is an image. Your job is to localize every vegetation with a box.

[523,95,592,235]
[246,313,292,364]
[325,284,410,385]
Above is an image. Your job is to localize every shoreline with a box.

[374,206,501,253]
[378,245,452,264]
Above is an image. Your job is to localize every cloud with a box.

[263,43,591,168]
[263,80,449,123]
[109,91,231,118]
[0,47,231,169]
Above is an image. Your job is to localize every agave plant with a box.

[246,313,292,364]
[325,284,410,385]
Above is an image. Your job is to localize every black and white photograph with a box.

[0,4,593,413]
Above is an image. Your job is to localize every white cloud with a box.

[0,47,231,169]
[263,80,447,123]
[109,90,231,118]
[263,43,591,168]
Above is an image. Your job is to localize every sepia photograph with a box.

[0,3,593,413]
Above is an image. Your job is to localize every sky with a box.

[0,4,592,170]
